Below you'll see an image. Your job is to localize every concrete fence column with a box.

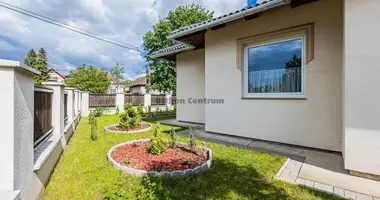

[116,93,125,113]
[0,60,40,199]
[64,88,75,123]
[81,92,90,117]
[166,94,172,107]
[42,82,66,146]
[74,89,79,115]
[144,93,151,108]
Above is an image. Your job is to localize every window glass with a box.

[246,39,303,94]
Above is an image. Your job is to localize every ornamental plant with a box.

[147,105,152,115]
[149,123,168,155]
[119,103,139,129]
[155,105,161,116]
[88,111,95,124]
[169,127,177,148]
[188,127,196,153]
[90,117,98,141]
[115,106,120,115]
[137,104,143,116]
[165,105,169,115]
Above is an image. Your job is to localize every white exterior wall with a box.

[344,0,380,176]
[204,0,343,151]
[176,49,205,124]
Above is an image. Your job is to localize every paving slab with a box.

[314,182,333,193]
[159,119,205,129]
[333,187,344,197]
[345,190,356,199]
[356,193,374,200]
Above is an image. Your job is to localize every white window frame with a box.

[243,34,306,99]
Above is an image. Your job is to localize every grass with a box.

[43,115,343,200]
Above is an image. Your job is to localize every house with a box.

[152,0,380,179]
[130,75,147,94]
[48,68,67,82]
[106,72,124,94]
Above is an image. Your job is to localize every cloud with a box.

[0,0,246,78]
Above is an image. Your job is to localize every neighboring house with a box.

[152,0,380,178]
[48,68,67,82]
[130,75,147,94]
[106,72,124,94]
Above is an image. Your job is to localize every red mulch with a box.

[111,142,208,172]
[108,124,150,131]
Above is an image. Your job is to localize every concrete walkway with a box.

[159,119,380,200]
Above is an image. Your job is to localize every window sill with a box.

[33,135,62,171]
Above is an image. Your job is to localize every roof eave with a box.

[167,0,290,40]
[150,45,195,59]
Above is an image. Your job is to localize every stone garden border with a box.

[107,138,212,178]
[104,123,152,134]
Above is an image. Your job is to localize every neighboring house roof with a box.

[131,75,146,87]
[151,0,295,59]
[48,68,67,79]
[106,72,115,80]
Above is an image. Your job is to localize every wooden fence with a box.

[171,96,177,105]
[151,94,166,105]
[64,93,68,124]
[124,94,144,106]
[34,86,53,146]
[89,94,116,107]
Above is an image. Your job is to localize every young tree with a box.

[35,48,49,84]
[143,3,213,93]
[24,48,49,84]
[110,63,125,92]
[65,64,111,93]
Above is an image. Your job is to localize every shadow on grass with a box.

[135,158,344,200]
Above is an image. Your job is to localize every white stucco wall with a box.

[176,49,205,124]
[204,0,343,151]
[344,0,380,176]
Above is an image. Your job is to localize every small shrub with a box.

[165,105,169,115]
[137,104,143,116]
[93,107,105,117]
[124,160,130,165]
[120,104,139,129]
[188,127,196,152]
[115,106,120,115]
[149,123,168,155]
[169,127,177,148]
[88,111,95,124]
[182,159,189,165]
[147,105,152,115]
[155,105,161,116]
[90,117,98,141]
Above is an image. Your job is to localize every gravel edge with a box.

[104,123,152,134]
[107,139,212,178]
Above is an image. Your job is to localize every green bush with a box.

[188,127,196,152]
[115,106,120,115]
[147,105,152,115]
[149,123,168,155]
[119,103,139,129]
[90,117,98,141]
[137,104,143,116]
[169,127,177,148]
[93,107,105,117]
[88,111,95,124]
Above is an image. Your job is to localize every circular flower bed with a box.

[107,139,212,178]
[104,123,152,134]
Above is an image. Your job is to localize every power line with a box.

[0,1,141,52]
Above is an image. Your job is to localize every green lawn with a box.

[43,115,343,200]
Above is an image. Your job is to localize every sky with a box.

[0,0,263,80]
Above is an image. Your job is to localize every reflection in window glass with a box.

[247,39,303,94]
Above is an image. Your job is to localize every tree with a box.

[143,3,213,92]
[110,63,125,91]
[65,64,111,93]
[24,48,49,84]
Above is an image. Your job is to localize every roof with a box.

[151,43,194,58]
[167,0,288,39]
[0,59,41,75]
[151,0,291,59]
[48,68,67,79]
[131,75,146,87]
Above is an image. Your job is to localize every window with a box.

[243,36,306,98]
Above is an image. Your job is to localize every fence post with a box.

[0,60,40,199]
[74,89,80,115]
[64,88,75,123]
[144,93,151,108]
[166,94,172,107]
[81,92,90,117]
[42,82,66,146]
[116,93,125,113]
